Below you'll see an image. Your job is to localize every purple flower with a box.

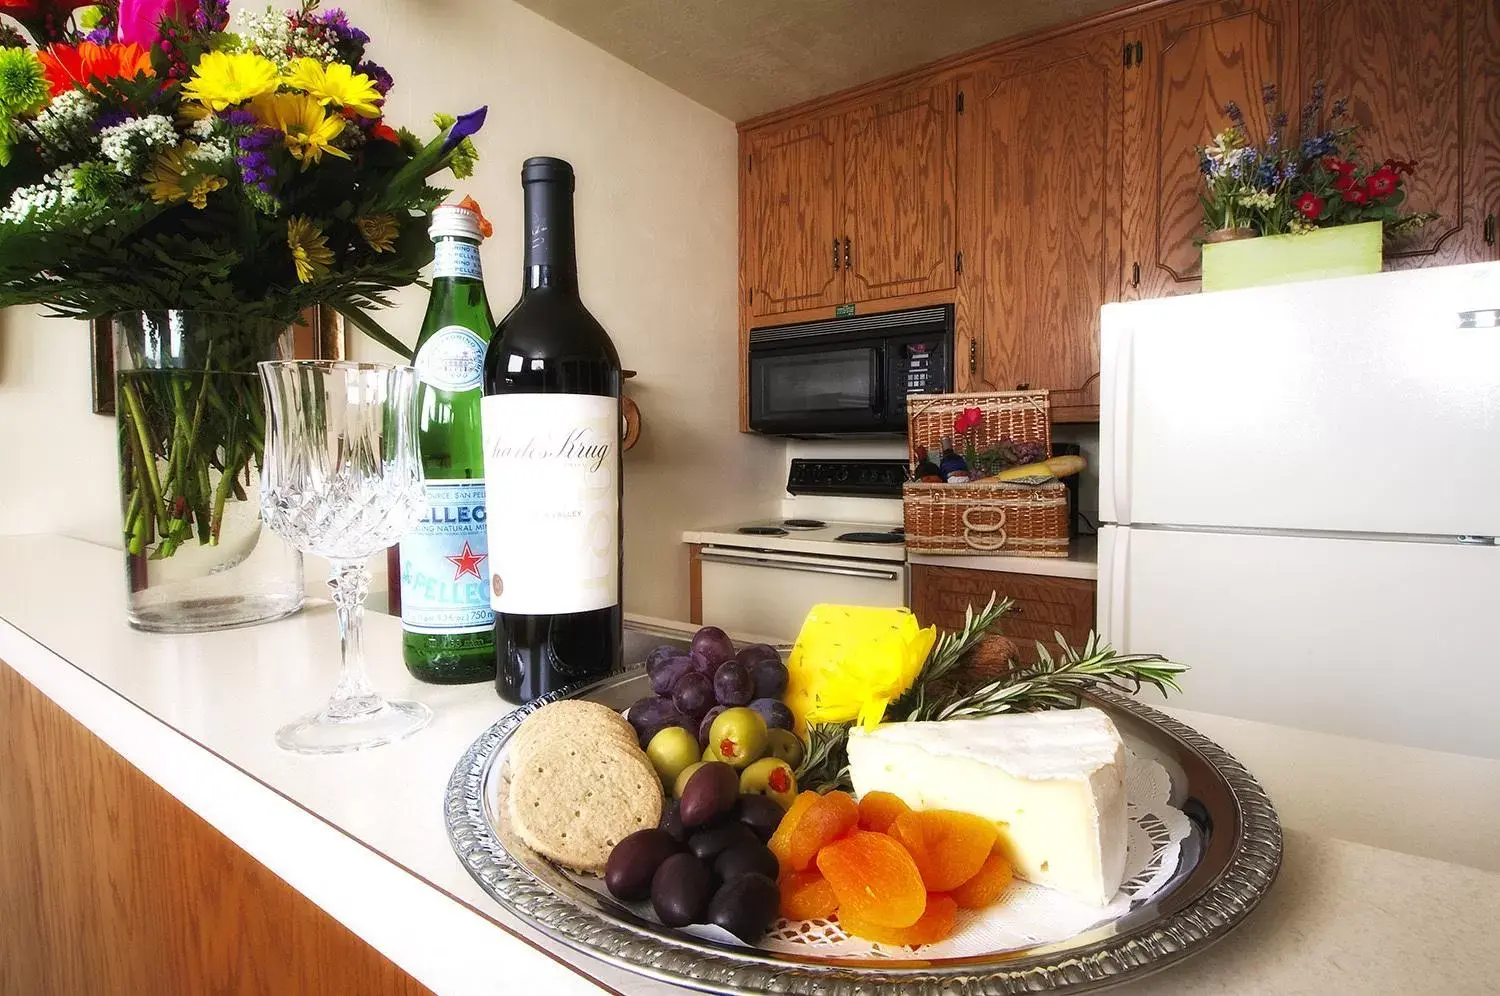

[1261,82,1278,105]
[191,0,230,33]
[356,60,393,96]
[307,7,371,62]
[1225,100,1244,126]
[236,127,282,193]
[1332,97,1349,120]
[440,106,487,155]
[222,109,255,128]
[84,26,113,44]
[92,109,128,132]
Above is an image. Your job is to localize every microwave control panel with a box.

[899,340,948,396]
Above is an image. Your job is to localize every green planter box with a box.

[1201,220,1383,293]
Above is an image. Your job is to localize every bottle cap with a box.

[430,196,491,241]
[521,156,575,189]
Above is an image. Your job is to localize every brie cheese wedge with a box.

[847,707,1127,906]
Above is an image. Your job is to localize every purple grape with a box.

[697,705,726,749]
[673,672,715,720]
[648,654,693,695]
[684,650,716,680]
[645,645,682,672]
[690,626,736,668]
[627,696,687,738]
[712,660,753,707]
[735,643,780,669]
[749,659,788,700]
[749,697,794,731]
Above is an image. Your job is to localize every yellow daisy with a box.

[188,175,227,210]
[142,143,194,205]
[248,93,350,167]
[355,213,399,253]
[282,58,383,118]
[181,52,280,112]
[286,216,334,283]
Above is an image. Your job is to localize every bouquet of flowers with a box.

[1197,81,1434,239]
[0,0,484,563]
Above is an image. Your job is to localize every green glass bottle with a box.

[399,199,497,683]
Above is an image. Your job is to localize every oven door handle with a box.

[699,552,901,582]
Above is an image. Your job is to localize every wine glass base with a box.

[275,699,433,755]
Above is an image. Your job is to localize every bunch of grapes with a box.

[627,626,793,749]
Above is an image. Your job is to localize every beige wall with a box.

[0,0,781,621]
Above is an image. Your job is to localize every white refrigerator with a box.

[1098,261,1500,760]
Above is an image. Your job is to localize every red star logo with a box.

[445,541,487,582]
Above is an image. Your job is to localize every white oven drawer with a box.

[699,547,907,644]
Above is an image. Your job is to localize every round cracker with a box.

[510,699,637,766]
[508,737,662,874]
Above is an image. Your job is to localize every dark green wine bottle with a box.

[399,200,497,684]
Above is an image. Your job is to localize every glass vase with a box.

[114,311,304,632]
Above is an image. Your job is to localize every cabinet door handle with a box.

[1131,262,1141,287]
[1134,41,1143,65]
[843,237,851,270]
[832,238,841,271]
[1486,212,1496,246]
[968,337,977,375]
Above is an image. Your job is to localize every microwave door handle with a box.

[699,552,900,582]
[870,347,885,418]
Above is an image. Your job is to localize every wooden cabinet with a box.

[1121,0,1300,300]
[742,82,957,320]
[955,29,1123,415]
[909,565,1096,664]
[1301,0,1498,267]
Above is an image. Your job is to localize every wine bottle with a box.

[482,157,623,704]
[938,435,970,481]
[913,445,942,482]
[397,199,497,684]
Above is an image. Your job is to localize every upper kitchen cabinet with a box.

[1121,0,1300,300]
[742,116,844,318]
[1302,0,1499,267]
[955,28,1123,416]
[841,81,958,303]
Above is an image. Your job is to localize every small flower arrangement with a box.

[0,0,484,349]
[1198,81,1434,240]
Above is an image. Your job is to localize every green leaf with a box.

[333,302,413,360]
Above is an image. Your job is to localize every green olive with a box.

[738,756,798,808]
[647,726,701,789]
[673,760,707,799]
[765,728,805,768]
[705,707,768,770]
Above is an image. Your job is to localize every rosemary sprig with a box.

[890,593,1014,722]
[921,632,1189,722]
[796,722,852,793]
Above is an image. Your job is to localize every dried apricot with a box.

[787,790,859,871]
[816,830,926,928]
[779,868,839,920]
[768,790,820,870]
[856,791,911,834]
[839,893,958,947]
[950,851,1014,909]
[888,810,998,892]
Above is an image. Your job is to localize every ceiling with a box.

[514,0,1129,122]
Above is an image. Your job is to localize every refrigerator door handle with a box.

[1101,322,1134,524]
[1096,526,1130,646]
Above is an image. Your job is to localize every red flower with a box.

[1333,172,1357,193]
[1365,166,1399,199]
[370,122,400,144]
[1383,158,1418,176]
[1323,157,1356,177]
[1294,192,1325,220]
[0,0,93,44]
[39,41,154,97]
[954,407,983,435]
[1342,184,1370,206]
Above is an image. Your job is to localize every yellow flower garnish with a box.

[281,58,383,118]
[785,605,938,733]
[142,143,193,204]
[286,215,334,283]
[355,213,399,253]
[181,51,280,111]
[188,175,227,209]
[248,93,350,167]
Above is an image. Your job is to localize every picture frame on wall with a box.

[88,306,349,416]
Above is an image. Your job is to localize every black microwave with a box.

[747,306,953,436]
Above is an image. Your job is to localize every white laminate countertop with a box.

[907,535,1099,580]
[3,533,1498,995]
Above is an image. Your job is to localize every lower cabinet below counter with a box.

[909,565,1096,663]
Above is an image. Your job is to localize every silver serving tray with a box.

[446,669,1282,994]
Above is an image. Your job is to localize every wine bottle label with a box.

[481,393,619,615]
[433,241,482,280]
[398,480,494,634]
[414,325,485,392]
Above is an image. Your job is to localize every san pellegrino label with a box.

[414,325,485,392]
[433,240,482,280]
[481,393,619,615]
[399,480,492,634]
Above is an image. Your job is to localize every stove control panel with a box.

[787,459,907,498]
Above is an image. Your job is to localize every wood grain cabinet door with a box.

[909,565,1097,664]
[744,116,844,318]
[841,81,958,303]
[954,31,1122,414]
[1121,0,1300,300]
[1302,0,1498,267]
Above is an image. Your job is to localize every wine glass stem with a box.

[325,558,381,720]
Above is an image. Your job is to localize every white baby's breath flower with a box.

[188,136,234,166]
[99,115,179,175]
[32,90,99,159]
[1,166,80,226]
[189,116,217,139]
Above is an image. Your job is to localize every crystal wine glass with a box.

[258,360,431,754]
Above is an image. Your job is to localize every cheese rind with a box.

[847,708,1127,906]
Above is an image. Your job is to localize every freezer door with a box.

[1097,525,1500,759]
[1100,262,1500,536]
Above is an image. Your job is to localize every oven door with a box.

[698,547,907,644]
[747,343,887,435]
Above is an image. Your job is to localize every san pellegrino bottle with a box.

[482,157,623,703]
[398,198,497,684]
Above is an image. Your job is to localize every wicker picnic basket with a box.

[903,391,1069,556]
